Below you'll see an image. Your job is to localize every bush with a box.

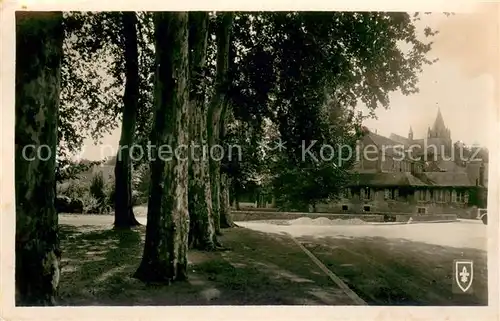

[84,172,114,214]
[58,180,88,200]
[133,164,150,205]
[81,193,111,214]
[57,167,145,213]
[106,182,115,207]
[89,172,106,203]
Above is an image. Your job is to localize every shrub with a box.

[87,171,116,214]
[106,180,115,208]
[89,171,106,203]
[59,180,88,200]
[133,164,150,205]
[81,193,111,214]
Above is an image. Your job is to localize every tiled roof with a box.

[349,171,475,188]
[416,172,473,187]
[348,172,426,187]
[389,133,410,145]
[434,160,467,172]
[365,132,424,159]
[366,132,402,148]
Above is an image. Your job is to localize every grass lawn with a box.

[298,235,488,306]
[57,222,488,306]
[57,224,355,305]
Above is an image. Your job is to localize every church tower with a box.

[408,126,413,141]
[426,108,452,158]
[428,108,451,139]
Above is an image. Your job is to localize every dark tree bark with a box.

[207,12,234,235]
[15,11,63,306]
[134,12,190,283]
[220,173,234,228]
[187,12,217,250]
[219,106,235,228]
[114,12,141,228]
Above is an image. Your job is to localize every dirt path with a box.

[237,219,486,250]
[235,219,488,305]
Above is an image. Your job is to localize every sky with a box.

[363,5,498,148]
[77,5,498,161]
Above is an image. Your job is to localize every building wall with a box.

[316,187,479,218]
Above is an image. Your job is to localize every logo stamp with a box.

[453,259,474,294]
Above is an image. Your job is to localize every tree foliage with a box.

[59,12,155,166]
[224,12,436,209]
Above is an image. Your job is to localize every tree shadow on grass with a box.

[296,235,488,306]
[57,225,357,305]
[58,224,144,305]
[198,228,359,305]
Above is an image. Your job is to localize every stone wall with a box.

[231,211,385,222]
[230,210,458,223]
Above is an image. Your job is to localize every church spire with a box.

[408,126,413,140]
[430,107,450,139]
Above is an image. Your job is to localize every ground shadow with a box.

[57,224,355,305]
[58,224,484,306]
[194,228,355,305]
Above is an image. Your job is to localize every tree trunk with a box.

[134,12,190,283]
[15,11,63,306]
[207,12,234,235]
[219,102,235,228]
[114,11,141,229]
[187,12,217,250]
[220,173,234,228]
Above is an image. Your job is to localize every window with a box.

[456,191,467,203]
[436,190,445,202]
[363,205,371,212]
[464,192,469,204]
[363,187,371,200]
[451,190,457,202]
[342,205,348,211]
[417,207,427,214]
[385,188,397,200]
[418,190,426,201]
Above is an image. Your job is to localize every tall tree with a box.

[134,12,190,283]
[219,107,236,227]
[207,12,234,235]
[15,11,63,305]
[226,12,437,209]
[113,12,141,228]
[187,12,218,249]
[60,12,124,162]
[60,12,155,215]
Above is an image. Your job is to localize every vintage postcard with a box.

[1,0,498,320]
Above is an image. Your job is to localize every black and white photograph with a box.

[1,1,498,320]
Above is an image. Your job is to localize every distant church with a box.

[388,108,453,160]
